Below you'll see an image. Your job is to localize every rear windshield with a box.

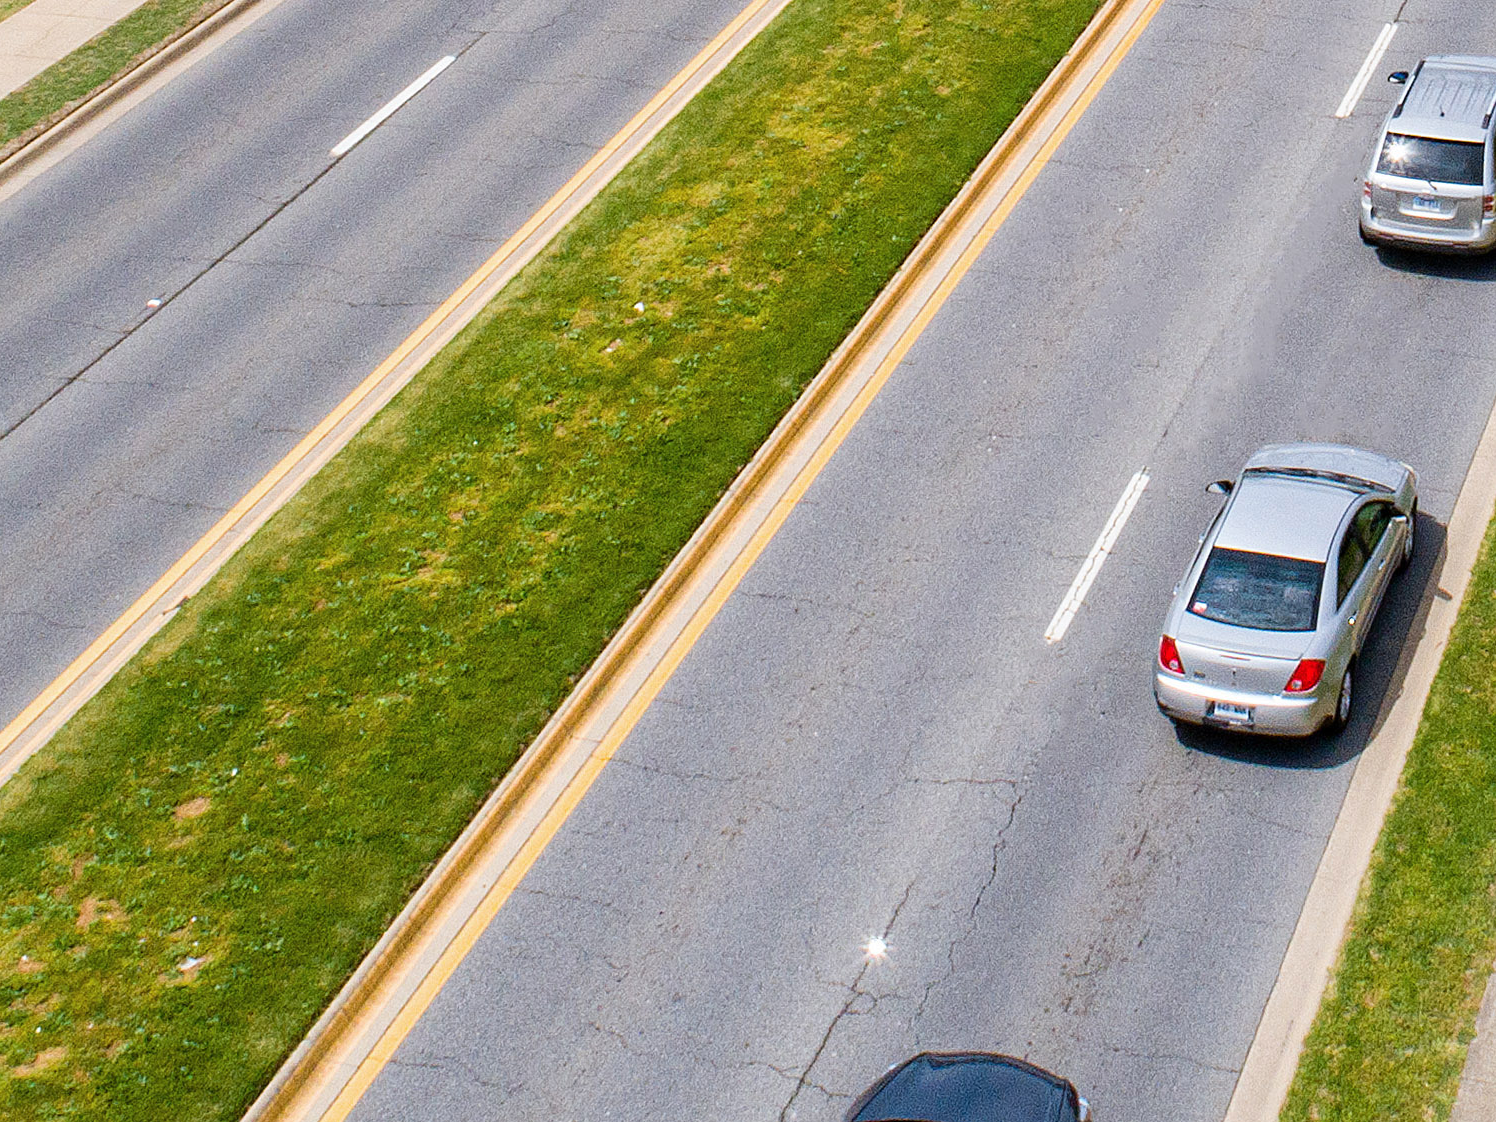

[1376,133,1486,185]
[1189,548,1324,632]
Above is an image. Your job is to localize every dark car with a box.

[845,1052,1092,1122]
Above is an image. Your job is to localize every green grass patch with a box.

[0,0,232,155]
[0,0,1101,1115]
[1283,518,1496,1122]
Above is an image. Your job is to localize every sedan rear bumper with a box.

[1154,672,1332,737]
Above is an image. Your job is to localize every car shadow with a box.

[1373,246,1496,281]
[1175,509,1447,770]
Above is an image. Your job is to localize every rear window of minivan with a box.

[1376,134,1486,185]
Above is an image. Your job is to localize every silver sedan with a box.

[1155,444,1417,737]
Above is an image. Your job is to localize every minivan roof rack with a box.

[1391,59,1425,119]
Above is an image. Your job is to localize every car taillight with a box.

[1364,180,1373,201]
[1485,194,1495,217]
[1159,635,1184,675]
[1284,659,1325,693]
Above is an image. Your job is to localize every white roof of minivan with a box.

[1395,56,1496,143]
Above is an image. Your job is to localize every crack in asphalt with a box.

[0,608,91,632]
[1104,1042,1241,1076]
[778,881,916,1122]
[116,488,231,515]
[916,785,1026,1022]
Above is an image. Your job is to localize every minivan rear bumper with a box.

[1360,198,1496,253]
[1154,672,1331,737]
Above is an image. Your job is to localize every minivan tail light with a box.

[1484,194,1495,217]
[1284,659,1325,693]
[1159,635,1184,675]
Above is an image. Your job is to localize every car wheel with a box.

[1328,664,1353,733]
[1359,223,1376,246]
[1399,499,1417,572]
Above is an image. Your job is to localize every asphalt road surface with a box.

[0,0,752,730]
[329,0,1496,1119]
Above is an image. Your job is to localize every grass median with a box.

[1282,514,1496,1122]
[0,0,233,158]
[0,0,1104,1116]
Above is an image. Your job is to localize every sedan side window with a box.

[1354,501,1394,557]
[1337,529,1369,607]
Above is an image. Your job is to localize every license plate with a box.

[1410,194,1442,213]
[1211,701,1253,724]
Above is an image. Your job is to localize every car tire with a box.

[1328,664,1353,734]
[1359,223,1376,246]
[1399,499,1417,572]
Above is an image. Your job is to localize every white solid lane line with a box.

[1044,469,1149,644]
[1335,22,1397,119]
[331,55,457,158]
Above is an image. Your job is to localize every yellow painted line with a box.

[0,0,788,782]
[309,0,1170,1117]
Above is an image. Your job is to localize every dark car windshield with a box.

[1189,548,1323,632]
[1376,133,1486,185]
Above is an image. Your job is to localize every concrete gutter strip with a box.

[1223,399,1496,1122]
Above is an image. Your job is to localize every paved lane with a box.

[343,0,1496,1119]
[0,0,752,728]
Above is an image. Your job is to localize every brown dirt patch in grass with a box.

[11,1046,68,1076]
[75,897,125,929]
[173,796,210,820]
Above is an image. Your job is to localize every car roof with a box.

[1214,475,1358,563]
[848,1053,1074,1122]
[1393,56,1496,143]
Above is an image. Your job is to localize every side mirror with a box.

[1206,480,1233,495]
[1388,71,1409,84]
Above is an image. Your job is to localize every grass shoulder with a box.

[1283,514,1496,1121]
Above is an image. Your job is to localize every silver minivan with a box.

[1359,55,1496,253]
